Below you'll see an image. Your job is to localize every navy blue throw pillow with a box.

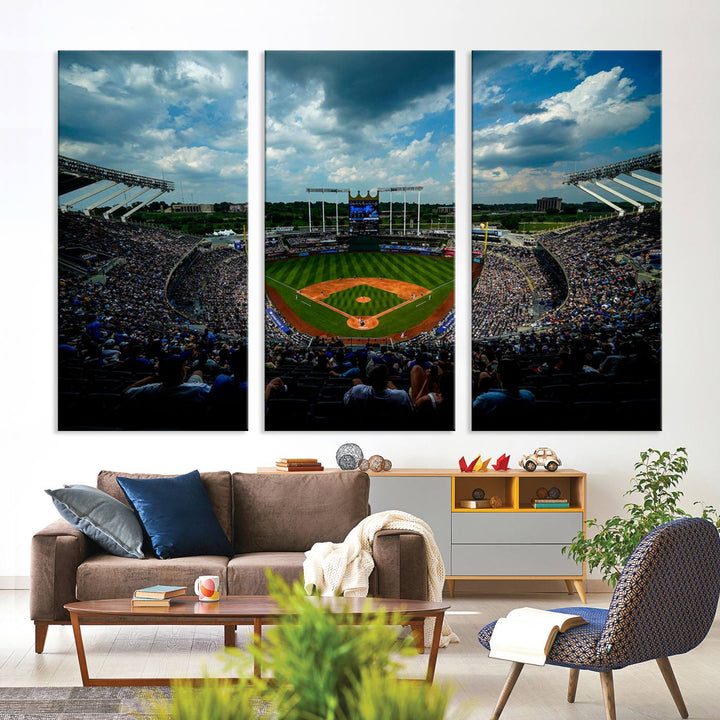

[116,470,234,559]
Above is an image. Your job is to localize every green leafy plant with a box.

[564,448,720,586]
[143,570,455,720]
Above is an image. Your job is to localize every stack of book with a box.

[532,498,570,508]
[131,584,186,608]
[275,458,324,472]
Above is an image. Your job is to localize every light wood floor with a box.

[2,588,719,719]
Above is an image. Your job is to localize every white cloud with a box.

[390,132,433,162]
[474,66,654,166]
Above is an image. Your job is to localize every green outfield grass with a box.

[266,252,454,337]
[324,285,402,315]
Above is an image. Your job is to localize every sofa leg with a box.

[409,621,425,654]
[35,622,50,654]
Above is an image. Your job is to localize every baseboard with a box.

[445,578,613,595]
[0,576,30,590]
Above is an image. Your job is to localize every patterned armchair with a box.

[478,517,720,720]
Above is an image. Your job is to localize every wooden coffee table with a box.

[64,595,450,687]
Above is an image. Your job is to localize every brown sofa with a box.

[31,469,428,653]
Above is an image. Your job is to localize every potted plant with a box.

[143,572,458,720]
[564,448,719,587]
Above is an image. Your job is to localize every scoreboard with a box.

[348,191,379,234]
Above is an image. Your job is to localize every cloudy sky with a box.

[472,51,661,203]
[58,51,248,205]
[265,51,454,204]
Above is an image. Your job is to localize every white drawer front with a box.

[452,512,582,545]
[451,543,582,576]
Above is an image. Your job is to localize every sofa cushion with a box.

[97,470,233,541]
[45,485,144,559]
[228,552,306,595]
[76,554,229,600]
[117,471,234,559]
[232,471,370,553]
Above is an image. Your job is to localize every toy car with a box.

[520,447,561,472]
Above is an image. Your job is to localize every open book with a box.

[489,607,587,666]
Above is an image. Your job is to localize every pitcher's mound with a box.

[356,296,371,303]
[347,316,379,330]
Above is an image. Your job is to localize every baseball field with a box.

[266,251,454,339]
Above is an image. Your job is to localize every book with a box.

[278,458,319,464]
[460,499,491,508]
[133,584,186,599]
[489,607,587,665]
[532,500,570,508]
[275,462,323,468]
[275,465,325,472]
[533,498,568,503]
[131,596,171,608]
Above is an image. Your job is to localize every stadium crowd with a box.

[471,211,661,430]
[265,336,455,430]
[58,213,248,430]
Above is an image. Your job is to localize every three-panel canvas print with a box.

[57,50,661,432]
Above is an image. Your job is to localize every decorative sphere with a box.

[490,495,503,508]
[368,454,385,472]
[335,443,363,470]
[382,458,393,471]
[548,486,561,499]
[358,459,370,471]
[337,455,356,470]
[536,487,548,499]
[472,488,485,500]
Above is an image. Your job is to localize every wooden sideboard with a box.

[258,467,587,601]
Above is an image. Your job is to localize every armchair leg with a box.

[567,668,579,703]
[35,622,49,654]
[656,657,689,718]
[599,671,617,720]
[491,662,524,720]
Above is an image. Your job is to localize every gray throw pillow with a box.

[46,484,144,558]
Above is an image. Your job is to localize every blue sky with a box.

[472,51,661,203]
[265,51,454,203]
[58,51,248,205]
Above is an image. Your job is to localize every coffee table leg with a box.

[425,612,444,684]
[69,613,91,687]
[224,625,236,648]
[253,618,262,678]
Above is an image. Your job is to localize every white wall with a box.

[1,0,718,584]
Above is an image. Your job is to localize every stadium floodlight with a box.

[59,156,174,193]
[563,151,661,185]
[377,186,424,236]
[306,187,350,234]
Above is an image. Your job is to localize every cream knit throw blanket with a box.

[303,510,459,648]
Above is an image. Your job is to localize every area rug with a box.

[0,686,170,719]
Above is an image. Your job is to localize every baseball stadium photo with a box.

[265,51,455,431]
[57,52,249,431]
[471,51,661,431]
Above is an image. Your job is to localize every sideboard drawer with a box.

[452,543,582,577]
[452,511,582,545]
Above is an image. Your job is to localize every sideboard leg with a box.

[447,579,455,598]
